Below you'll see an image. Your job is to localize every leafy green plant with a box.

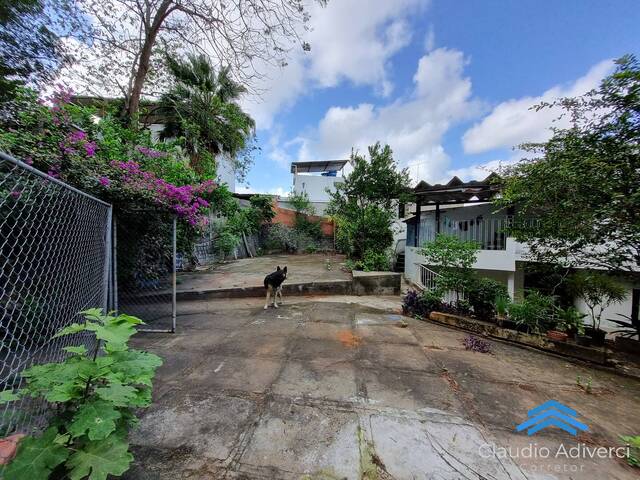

[361,249,391,272]
[288,190,315,216]
[494,295,511,319]
[555,306,586,335]
[609,313,640,340]
[420,234,480,302]
[576,375,593,394]
[467,277,508,321]
[507,290,556,334]
[620,435,640,467]
[0,309,162,480]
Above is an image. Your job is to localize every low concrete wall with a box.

[352,271,401,296]
[429,311,609,365]
[177,279,353,300]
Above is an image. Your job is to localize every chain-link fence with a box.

[0,153,112,437]
[113,212,176,333]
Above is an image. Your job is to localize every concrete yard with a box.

[127,296,640,479]
[177,254,351,293]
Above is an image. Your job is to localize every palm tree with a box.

[159,54,255,174]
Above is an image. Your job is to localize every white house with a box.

[288,160,347,215]
[403,175,640,330]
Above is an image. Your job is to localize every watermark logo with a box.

[516,400,589,436]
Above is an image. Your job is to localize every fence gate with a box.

[112,212,177,333]
[0,153,112,437]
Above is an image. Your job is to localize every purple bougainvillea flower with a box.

[99,176,110,187]
[10,190,21,200]
[84,141,97,157]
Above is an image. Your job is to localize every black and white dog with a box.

[263,266,287,309]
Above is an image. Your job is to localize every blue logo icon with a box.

[516,400,589,436]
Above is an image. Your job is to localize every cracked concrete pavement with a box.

[126,296,640,479]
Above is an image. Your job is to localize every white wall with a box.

[278,199,330,216]
[293,174,344,202]
[573,276,638,332]
[216,153,236,192]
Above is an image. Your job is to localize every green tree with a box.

[0,0,86,102]
[496,55,640,272]
[159,54,256,181]
[420,234,480,302]
[327,143,413,260]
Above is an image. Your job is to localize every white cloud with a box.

[243,0,429,129]
[462,60,614,154]
[290,47,480,183]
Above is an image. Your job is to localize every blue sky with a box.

[239,0,640,195]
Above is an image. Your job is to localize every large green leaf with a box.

[2,427,69,480]
[106,350,163,386]
[68,400,121,440]
[53,322,88,338]
[63,345,88,356]
[21,357,98,402]
[95,383,138,407]
[65,435,133,480]
[0,390,19,404]
[85,322,136,352]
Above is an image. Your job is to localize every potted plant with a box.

[568,272,627,347]
[554,306,587,343]
[609,313,640,354]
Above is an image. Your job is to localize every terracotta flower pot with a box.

[547,330,569,342]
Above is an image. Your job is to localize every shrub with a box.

[467,277,509,321]
[0,309,162,480]
[294,214,323,240]
[402,289,442,318]
[361,249,391,271]
[555,306,586,335]
[508,290,556,334]
[265,223,298,252]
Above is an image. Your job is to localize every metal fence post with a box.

[112,216,118,314]
[172,216,177,333]
[103,207,113,315]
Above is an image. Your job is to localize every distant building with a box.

[402,174,640,331]
[288,160,348,215]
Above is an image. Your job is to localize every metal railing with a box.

[416,264,463,305]
[0,153,112,437]
[413,215,538,250]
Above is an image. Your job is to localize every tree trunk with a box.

[125,0,173,125]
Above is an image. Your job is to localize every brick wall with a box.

[272,203,335,237]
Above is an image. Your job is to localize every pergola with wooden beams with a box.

[409,173,502,247]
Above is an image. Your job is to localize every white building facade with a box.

[290,160,348,215]
[403,176,640,330]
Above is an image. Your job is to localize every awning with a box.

[291,160,348,174]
